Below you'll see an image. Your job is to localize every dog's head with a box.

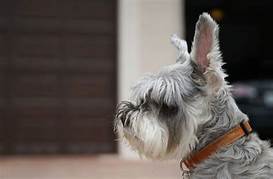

[115,13,229,159]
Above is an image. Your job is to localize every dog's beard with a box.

[115,102,170,158]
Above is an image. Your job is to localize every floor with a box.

[0,155,180,179]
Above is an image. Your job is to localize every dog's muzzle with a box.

[115,101,140,127]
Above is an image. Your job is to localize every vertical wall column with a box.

[118,0,185,158]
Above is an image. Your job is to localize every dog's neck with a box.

[195,87,248,151]
[183,88,273,178]
[189,133,271,178]
[185,87,270,177]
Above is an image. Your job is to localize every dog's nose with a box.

[119,111,130,127]
[120,115,126,126]
[116,101,137,127]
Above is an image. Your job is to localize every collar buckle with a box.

[240,121,252,135]
[180,161,190,178]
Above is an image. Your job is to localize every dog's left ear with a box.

[191,13,225,93]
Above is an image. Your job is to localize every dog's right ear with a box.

[191,13,225,93]
[191,13,221,73]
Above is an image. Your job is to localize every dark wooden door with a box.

[0,0,116,154]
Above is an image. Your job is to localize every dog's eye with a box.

[138,99,150,111]
[138,98,146,107]
[159,103,178,116]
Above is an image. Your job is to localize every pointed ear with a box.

[191,13,226,93]
[171,34,190,63]
[191,13,221,73]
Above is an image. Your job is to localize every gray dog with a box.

[115,13,273,178]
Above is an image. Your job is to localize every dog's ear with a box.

[171,34,190,63]
[191,13,220,73]
[191,13,225,93]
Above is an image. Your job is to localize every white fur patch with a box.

[121,112,169,159]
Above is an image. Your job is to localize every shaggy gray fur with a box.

[115,13,273,178]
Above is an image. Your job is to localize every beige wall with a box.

[118,0,185,158]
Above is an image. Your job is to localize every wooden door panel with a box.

[0,0,116,154]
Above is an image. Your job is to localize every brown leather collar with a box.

[180,120,252,172]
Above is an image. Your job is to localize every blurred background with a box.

[0,0,272,178]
